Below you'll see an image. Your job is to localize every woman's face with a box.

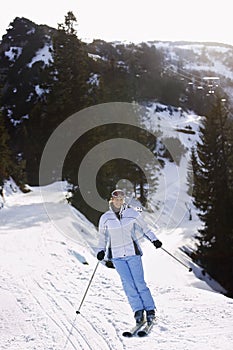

[112,196,124,209]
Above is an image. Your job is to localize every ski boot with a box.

[134,309,145,324]
[146,309,156,324]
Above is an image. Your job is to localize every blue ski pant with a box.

[112,255,155,313]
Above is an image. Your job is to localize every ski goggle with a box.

[111,189,125,198]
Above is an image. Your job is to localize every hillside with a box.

[1,17,233,119]
[1,16,233,190]
[1,105,233,350]
[1,178,233,350]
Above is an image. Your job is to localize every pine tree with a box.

[0,113,12,186]
[46,11,90,123]
[0,112,26,189]
[21,12,92,184]
[192,97,233,295]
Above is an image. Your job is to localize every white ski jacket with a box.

[97,206,158,259]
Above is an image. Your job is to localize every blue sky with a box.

[1,0,232,45]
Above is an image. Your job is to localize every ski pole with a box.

[76,261,100,314]
[161,247,192,272]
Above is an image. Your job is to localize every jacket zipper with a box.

[119,216,127,257]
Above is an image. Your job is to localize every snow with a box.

[88,53,108,62]
[1,108,233,349]
[148,41,233,85]
[88,73,100,86]
[35,84,50,97]
[5,46,22,61]
[184,61,233,80]
[27,43,53,68]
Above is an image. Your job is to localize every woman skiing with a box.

[96,189,162,324]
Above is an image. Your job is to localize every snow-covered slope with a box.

[1,181,233,350]
[1,105,233,350]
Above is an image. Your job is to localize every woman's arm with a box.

[135,213,158,242]
[96,215,108,259]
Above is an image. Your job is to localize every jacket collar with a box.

[109,202,126,216]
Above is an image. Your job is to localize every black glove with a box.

[105,260,115,269]
[97,250,105,261]
[153,240,162,249]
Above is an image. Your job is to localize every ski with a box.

[122,320,147,337]
[137,319,155,337]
